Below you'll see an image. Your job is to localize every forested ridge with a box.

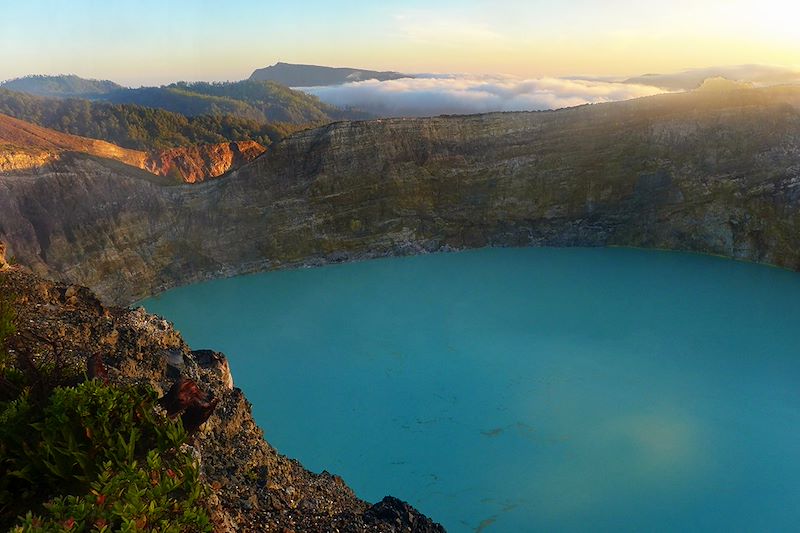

[104,80,370,123]
[0,89,299,151]
[0,75,374,151]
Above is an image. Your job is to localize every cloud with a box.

[300,75,668,118]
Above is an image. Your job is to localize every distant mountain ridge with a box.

[1,75,371,125]
[623,64,800,91]
[104,80,371,123]
[0,74,123,97]
[249,61,412,86]
[0,88,297,151]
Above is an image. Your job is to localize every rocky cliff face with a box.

[1,266,444,532]
[145,141,266,183]
[0,113,147,171]
[0,146,56,173]
[1,86,800,305]
[0,113,265,183]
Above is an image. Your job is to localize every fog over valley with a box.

[298,64,800,118]
[300,74,668,117]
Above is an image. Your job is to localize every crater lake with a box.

[142,247,800,532]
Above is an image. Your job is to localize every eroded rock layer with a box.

[0,113,147,170]
[0,113,265,182]
[1,87,800,305]
[144,141,266,183]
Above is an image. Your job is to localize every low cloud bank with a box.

[622,64,800,91]
[300,75,668,117]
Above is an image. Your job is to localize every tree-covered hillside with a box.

[0,89,298,151]
[1,75,372,125]
[0,74,122,97]
[104,80,372,123]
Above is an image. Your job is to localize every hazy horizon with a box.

[2,0,798,87]
[3,63,799,119]
[3,62,800,88]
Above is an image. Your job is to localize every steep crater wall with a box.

[1,88,800,305]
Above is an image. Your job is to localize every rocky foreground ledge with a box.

[0,264,444,532]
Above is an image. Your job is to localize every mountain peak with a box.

[249,62,412,87]
[695,76,755,92]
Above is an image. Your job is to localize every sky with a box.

[1,0,799,86]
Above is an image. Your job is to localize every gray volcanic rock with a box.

[1,86,800,305]
[365,497,446,532]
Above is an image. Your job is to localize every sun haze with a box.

[1,0,798,85]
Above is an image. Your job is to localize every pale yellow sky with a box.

[1,0,798,85]
[343,1,800,78]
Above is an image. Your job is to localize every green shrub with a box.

[13,451,209,532]
[0,380,211,531]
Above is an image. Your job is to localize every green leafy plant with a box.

[0,380,211,531]
[13,451,210,533]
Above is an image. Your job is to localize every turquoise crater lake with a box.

[141,248,800,532]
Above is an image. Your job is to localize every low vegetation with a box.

[0,281,212,532]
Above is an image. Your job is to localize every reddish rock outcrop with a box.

[0,113,265,183]
[145,141,266,183]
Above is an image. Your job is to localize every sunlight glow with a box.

[0,0,797,84]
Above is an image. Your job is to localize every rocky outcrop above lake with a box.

[0,265,444,532]
[0,112,147,171]
[0,113,265,183]
[144,141,266,183]
[1,86,800,305]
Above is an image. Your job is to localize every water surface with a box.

[142,248,800,532]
